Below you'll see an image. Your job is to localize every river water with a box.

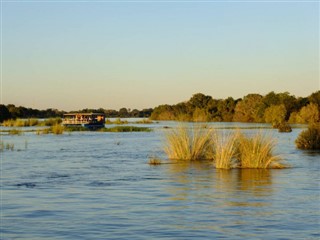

[1,121,319,239]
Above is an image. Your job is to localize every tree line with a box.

[0,104,153,122]
[1,91,319,125]
[150,91,320,126]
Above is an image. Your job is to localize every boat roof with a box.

[64,112,105,116]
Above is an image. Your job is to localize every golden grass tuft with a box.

[148,157,163,165]
[213,131,239,169]
[237,132,284,169]
[164,125,214,161]
[51,124,64,135]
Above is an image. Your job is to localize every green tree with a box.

[308,91,320,105]
[217,97,236,122]
[193,108,208,122]
[264,104,287,128]
[233,94,264,122]
[296,103,320,124]
[187,93,212,110]
[0,105,11,122]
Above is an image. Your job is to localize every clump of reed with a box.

[41,118,62,126]
[237,132,284,169]
[2,118,39,127]
[148,157,163,165]
[100,126,152,132]
[36,124,64,135]
[295,123,320,150]
[8,129,23,135]
[164,125,214,161]
[51,124,64,135]
[135,119,154,124]
[36,128,50,135]
[105,118,128,125]
[1,118,62,127]
[0,141,14,151]
[213,132,239,169]
[162,126,286,169]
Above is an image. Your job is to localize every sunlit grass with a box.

[8,129,23,135]
[100,126,152,132]
[164,125,214,161]
[1,118,62,127]
[105,118,128,125]
[41,118,62,126]
[213,131,239,169]
[237,132,284,169]
[148,157,163,165]
[51,124,64,134]
[2,118,39,127]
[135,119,154,124]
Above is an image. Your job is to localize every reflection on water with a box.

[166,163,273,206]
[216,169,273,208]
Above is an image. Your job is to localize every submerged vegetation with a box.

[163,126,286,169]
[295,123,320,150]
[0,141,14,151]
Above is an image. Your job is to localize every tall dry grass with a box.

[237,132,284,169]
[213,131,239,169]
[164,125,214,161]
[162,126,286,168]
[2,118,39,127]
[51,124,64,135]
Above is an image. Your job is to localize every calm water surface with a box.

[1,122,319,239]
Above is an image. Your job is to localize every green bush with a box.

[295,124,320,150]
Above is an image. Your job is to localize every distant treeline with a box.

[1,91,319,125]
[150,91,320,125]
[0,104,153,122]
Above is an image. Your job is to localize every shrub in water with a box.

[164,125,214,161]
[295,123,320,150]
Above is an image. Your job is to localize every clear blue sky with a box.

[1,0,319,111]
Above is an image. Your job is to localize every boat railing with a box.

[62,119,91,125]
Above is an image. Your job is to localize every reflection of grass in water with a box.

[237,169,272,192]
[215,169,273,198]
